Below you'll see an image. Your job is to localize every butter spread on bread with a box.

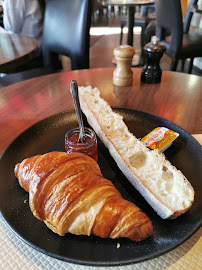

[15,152,153,241]
[78,86,195,219]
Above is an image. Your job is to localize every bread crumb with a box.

[117,243,121,249]
[24,199,27,203]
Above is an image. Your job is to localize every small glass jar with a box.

[65,127,98,161]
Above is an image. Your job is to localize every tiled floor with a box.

[90,11,202,76]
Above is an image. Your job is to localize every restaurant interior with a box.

[90,0,202,74]
[0,1,202,270]
[0,0,202,80]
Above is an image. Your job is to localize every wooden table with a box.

[105,0,155,46]
[0,68,201,269]
[0,67,202,155]
[0,32,37,73]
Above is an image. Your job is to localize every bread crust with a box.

[78,86,195,219]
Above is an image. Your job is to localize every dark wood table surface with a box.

[0,67,202,155]
[0,67,202,269]
[0,32,37,73]
[104,0,155,46]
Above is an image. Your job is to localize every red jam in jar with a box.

[65,127,98,161]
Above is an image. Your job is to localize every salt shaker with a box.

[141,37,166,84]
[113,45,135,86]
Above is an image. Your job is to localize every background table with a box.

[105,0,155,46]
[0,68,201,269]
[0,32,37,73]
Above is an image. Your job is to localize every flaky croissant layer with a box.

[14,151,153,241]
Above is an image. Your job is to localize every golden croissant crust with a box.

[14,151,153,241]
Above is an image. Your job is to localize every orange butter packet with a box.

[141,127,179,152]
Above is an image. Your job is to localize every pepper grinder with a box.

[141,37,166,84]
[113,45,135,86]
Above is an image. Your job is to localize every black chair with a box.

[144,0,200,45]
[42,0,91,70]
[91,0,109,22]
[0,0,92,87]
[144,20,156,45]
[145,0,202,73]
[183,0,199,34]
[119,4,155,48]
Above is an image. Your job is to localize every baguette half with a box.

[78,86,195,219]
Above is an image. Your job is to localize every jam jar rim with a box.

[65,127,97,148]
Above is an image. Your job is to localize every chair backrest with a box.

[42,0,92,70]
[141,4,155,18]
[183,0,199,34]
[155,0,183,56]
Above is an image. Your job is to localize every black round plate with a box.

[0,109,201,266]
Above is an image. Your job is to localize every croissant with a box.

[14,151,153,241]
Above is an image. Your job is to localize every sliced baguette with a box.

[78,86,195,219]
